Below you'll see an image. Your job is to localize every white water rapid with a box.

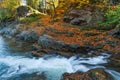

[0,36,120,80]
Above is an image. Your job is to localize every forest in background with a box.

[0,0,120,29]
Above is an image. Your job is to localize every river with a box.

[0,36,120,80]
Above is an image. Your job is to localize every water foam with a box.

[0,36,120,80]
[0,54,110,80]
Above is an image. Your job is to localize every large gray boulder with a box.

[38,35,63,50]
[63,8,104,27]
[38,35,89,54]
[63,9,92,25]
[16,30,39,42]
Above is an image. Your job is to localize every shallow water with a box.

[0,36,120,80]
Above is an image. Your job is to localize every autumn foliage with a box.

[0,0,21,20]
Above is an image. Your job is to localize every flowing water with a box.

[0,36,120,80]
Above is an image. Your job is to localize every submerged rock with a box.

[61,68,113,80]
[9,73,46,80]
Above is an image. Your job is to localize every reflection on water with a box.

[1,37,32,57]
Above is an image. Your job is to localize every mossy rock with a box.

[82,68,114,80]
[16,6,31,17]
[62,68,114,80]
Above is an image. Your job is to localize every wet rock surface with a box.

[0,28,18,37]
[9,73,46,80]
[0,22,39,42]
[106,53,120,72]
[81,68,113,80]
[0,22,21,38]
[108,29,120,39]
[62,72,83,80]
[31,44,78,57]
[36,35,90,57]
[113,29,120,39]
[0,23,90,57]
[0,23,120,80]
[61,68,113,80]
[31,51,45,57]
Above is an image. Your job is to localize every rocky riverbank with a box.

[0,21,91,57]
[1,18,120,80]
[0,0,120,79]
[1,16,120,57]
[61,68,113,80]
[0,5,120,80]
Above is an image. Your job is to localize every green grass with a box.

[97,4,120,30]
